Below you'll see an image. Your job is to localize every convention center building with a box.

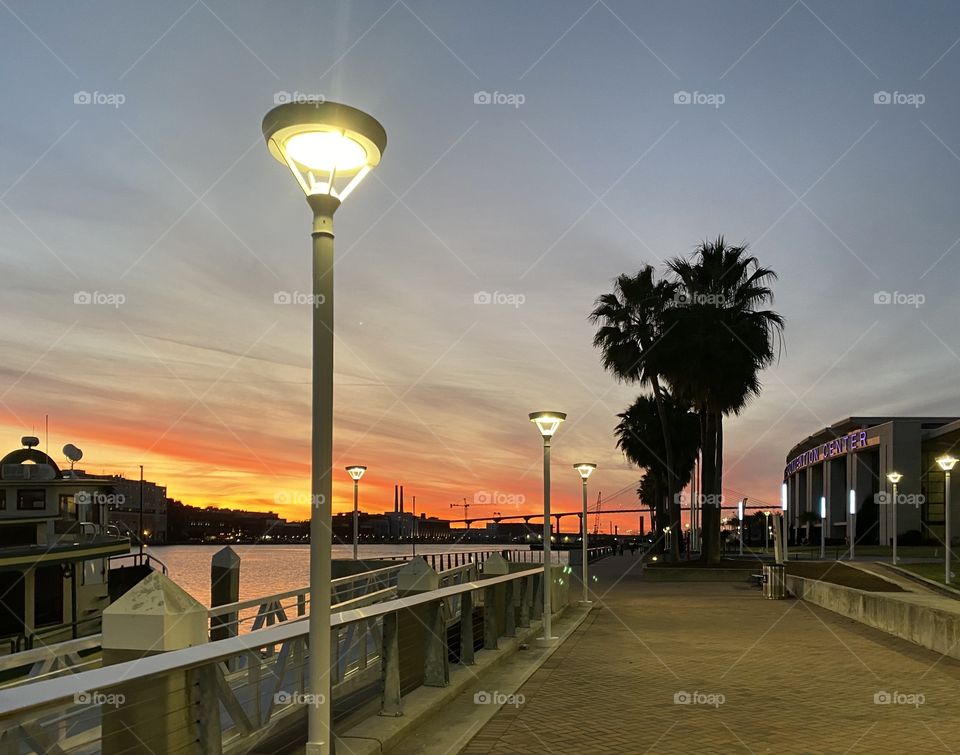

[783,417,960,546]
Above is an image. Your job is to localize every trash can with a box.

[762,564,786,599]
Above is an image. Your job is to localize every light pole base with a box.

[577,600,594,607]
[305,742,327,755]
[535,635,559,647]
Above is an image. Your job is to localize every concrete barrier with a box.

[786,575,960,660]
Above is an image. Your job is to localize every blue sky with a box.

[2,1,960,524]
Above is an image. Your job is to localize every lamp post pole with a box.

[764,512,769,553]
[849,489,856,561]
[820,495,826,560]
[573,463,596,606]
[352,478,359,560]
[530,412,564,645]
[937,457,957,584]
[263,100,387,755]
[887,472,902,566]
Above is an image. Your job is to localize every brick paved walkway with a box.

[461,554,960,754]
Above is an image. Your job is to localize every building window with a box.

[17,489,46,511]
[59,494,76,519]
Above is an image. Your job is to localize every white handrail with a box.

[0,565,545,718]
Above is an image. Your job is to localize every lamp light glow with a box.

[781,482,788,510]
[573,462,597,480]
[820,495,827,519]
[346,465,366,481]
[937,455,958,472]
[887,471,902,484]
[849,489,856,514]
[262,101,386,199]
[529,411,567,438]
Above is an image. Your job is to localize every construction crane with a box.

[592,491,602,535]
[450,498,470,521]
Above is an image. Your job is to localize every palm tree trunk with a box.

[700,409,720,563]
[649,375,679,561]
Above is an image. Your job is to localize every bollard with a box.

[210,546,240,641]
[100,572,215,755]
[503,581,516,637]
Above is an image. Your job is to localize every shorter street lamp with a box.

[887,472,902,565]
[763,511,770,552]
[573,463,597,606]
[937,455,958,584]
[346,466,366,560]
[530,411,566,645]
[819,495,827,559]
[849,489,857,560]
[737,499,745,556]
[781,481,789,561]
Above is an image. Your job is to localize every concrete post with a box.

[423,600,449,687]
[101,572,216,755]
[518,576,531,628]
[483,586,498,650]
[210,546,240,641]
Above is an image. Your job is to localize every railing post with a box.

[459,590,475,665]
[483,585,498,650]
[503,580,516,637]
[424,599,449,686]
[518,575,531,628]
[531,573,543,620]
[379,613,402,716]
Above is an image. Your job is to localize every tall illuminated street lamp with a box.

[262,101,386,755]
[346,466,367,560]
[937,455,957,584]
[573,463,596,606]
[887,471,902,565]
[781,481,789,561]
[819,495,827,559]
[530,411,565,645]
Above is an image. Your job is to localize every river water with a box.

[145,543,551,607]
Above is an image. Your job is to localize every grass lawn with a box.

[785,562,904,592]
[898,562,954,585]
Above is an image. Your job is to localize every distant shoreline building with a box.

[784,417,960,545]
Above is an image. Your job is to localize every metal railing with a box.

[0,562,564,754]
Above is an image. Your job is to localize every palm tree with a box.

[660,238,784,563]
[591,267,683,557]
[615,393,700,553]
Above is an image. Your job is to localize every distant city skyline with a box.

[4,2,960,531]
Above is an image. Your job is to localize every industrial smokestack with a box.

[394,485,398,513]
[400,485,404,514]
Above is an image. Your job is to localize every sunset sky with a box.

[3,2,960,532]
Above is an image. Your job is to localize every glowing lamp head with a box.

[781,482,788,510]
[937,455,958,472]
[262,101,386,200]
[573,462,597,480]
[346,465,367,481]
[820,496,827,519]
[849,489,856,514]
[529,411,566,438]
[887,471,903,484]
